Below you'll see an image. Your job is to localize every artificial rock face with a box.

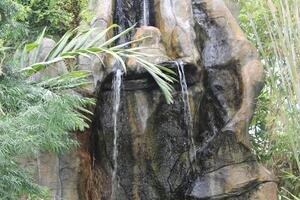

[32,0,277,199]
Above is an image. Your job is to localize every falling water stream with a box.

[111,0,150,198]
[111,69,123,200]
[142,0,150,26]
[176,60,196,160]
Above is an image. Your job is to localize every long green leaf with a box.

[84,24,119,48]
[99,24,136,48]
[30,27,47,65]
[45,29,75,61]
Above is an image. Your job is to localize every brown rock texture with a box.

[154,0,200,64]
[126,26,169,72]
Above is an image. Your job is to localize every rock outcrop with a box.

[154,0,200,64]
[29,0,277,199]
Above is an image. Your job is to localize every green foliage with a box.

[0,0,89,46]
[20,0,90,38]
[238,0,300,198]
[0,160,48,200]
[22,0,73,37]
[0,74,94,198]
[0,73,94,198]
[0,78,93,153]
[0,0,28,45]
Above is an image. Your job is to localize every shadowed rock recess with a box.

[31,0,277,199]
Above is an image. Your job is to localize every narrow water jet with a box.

[176,60,196,160]
[141,0,149,26]
[111,68,123,200]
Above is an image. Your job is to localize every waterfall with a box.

[110,1,150,198]
[176,60,196,159]
[111,69,123,200]
[142,0,150,26]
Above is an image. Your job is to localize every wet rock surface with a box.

[92,80,203,200]
[114,0,155,42]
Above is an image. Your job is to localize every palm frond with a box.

[19,24,176,103]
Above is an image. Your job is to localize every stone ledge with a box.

[188,162,276,199]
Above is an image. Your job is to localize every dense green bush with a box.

[23,0,73,37]
[21,0,89,37]
[0,0,89,46]
[0,0,28,45]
